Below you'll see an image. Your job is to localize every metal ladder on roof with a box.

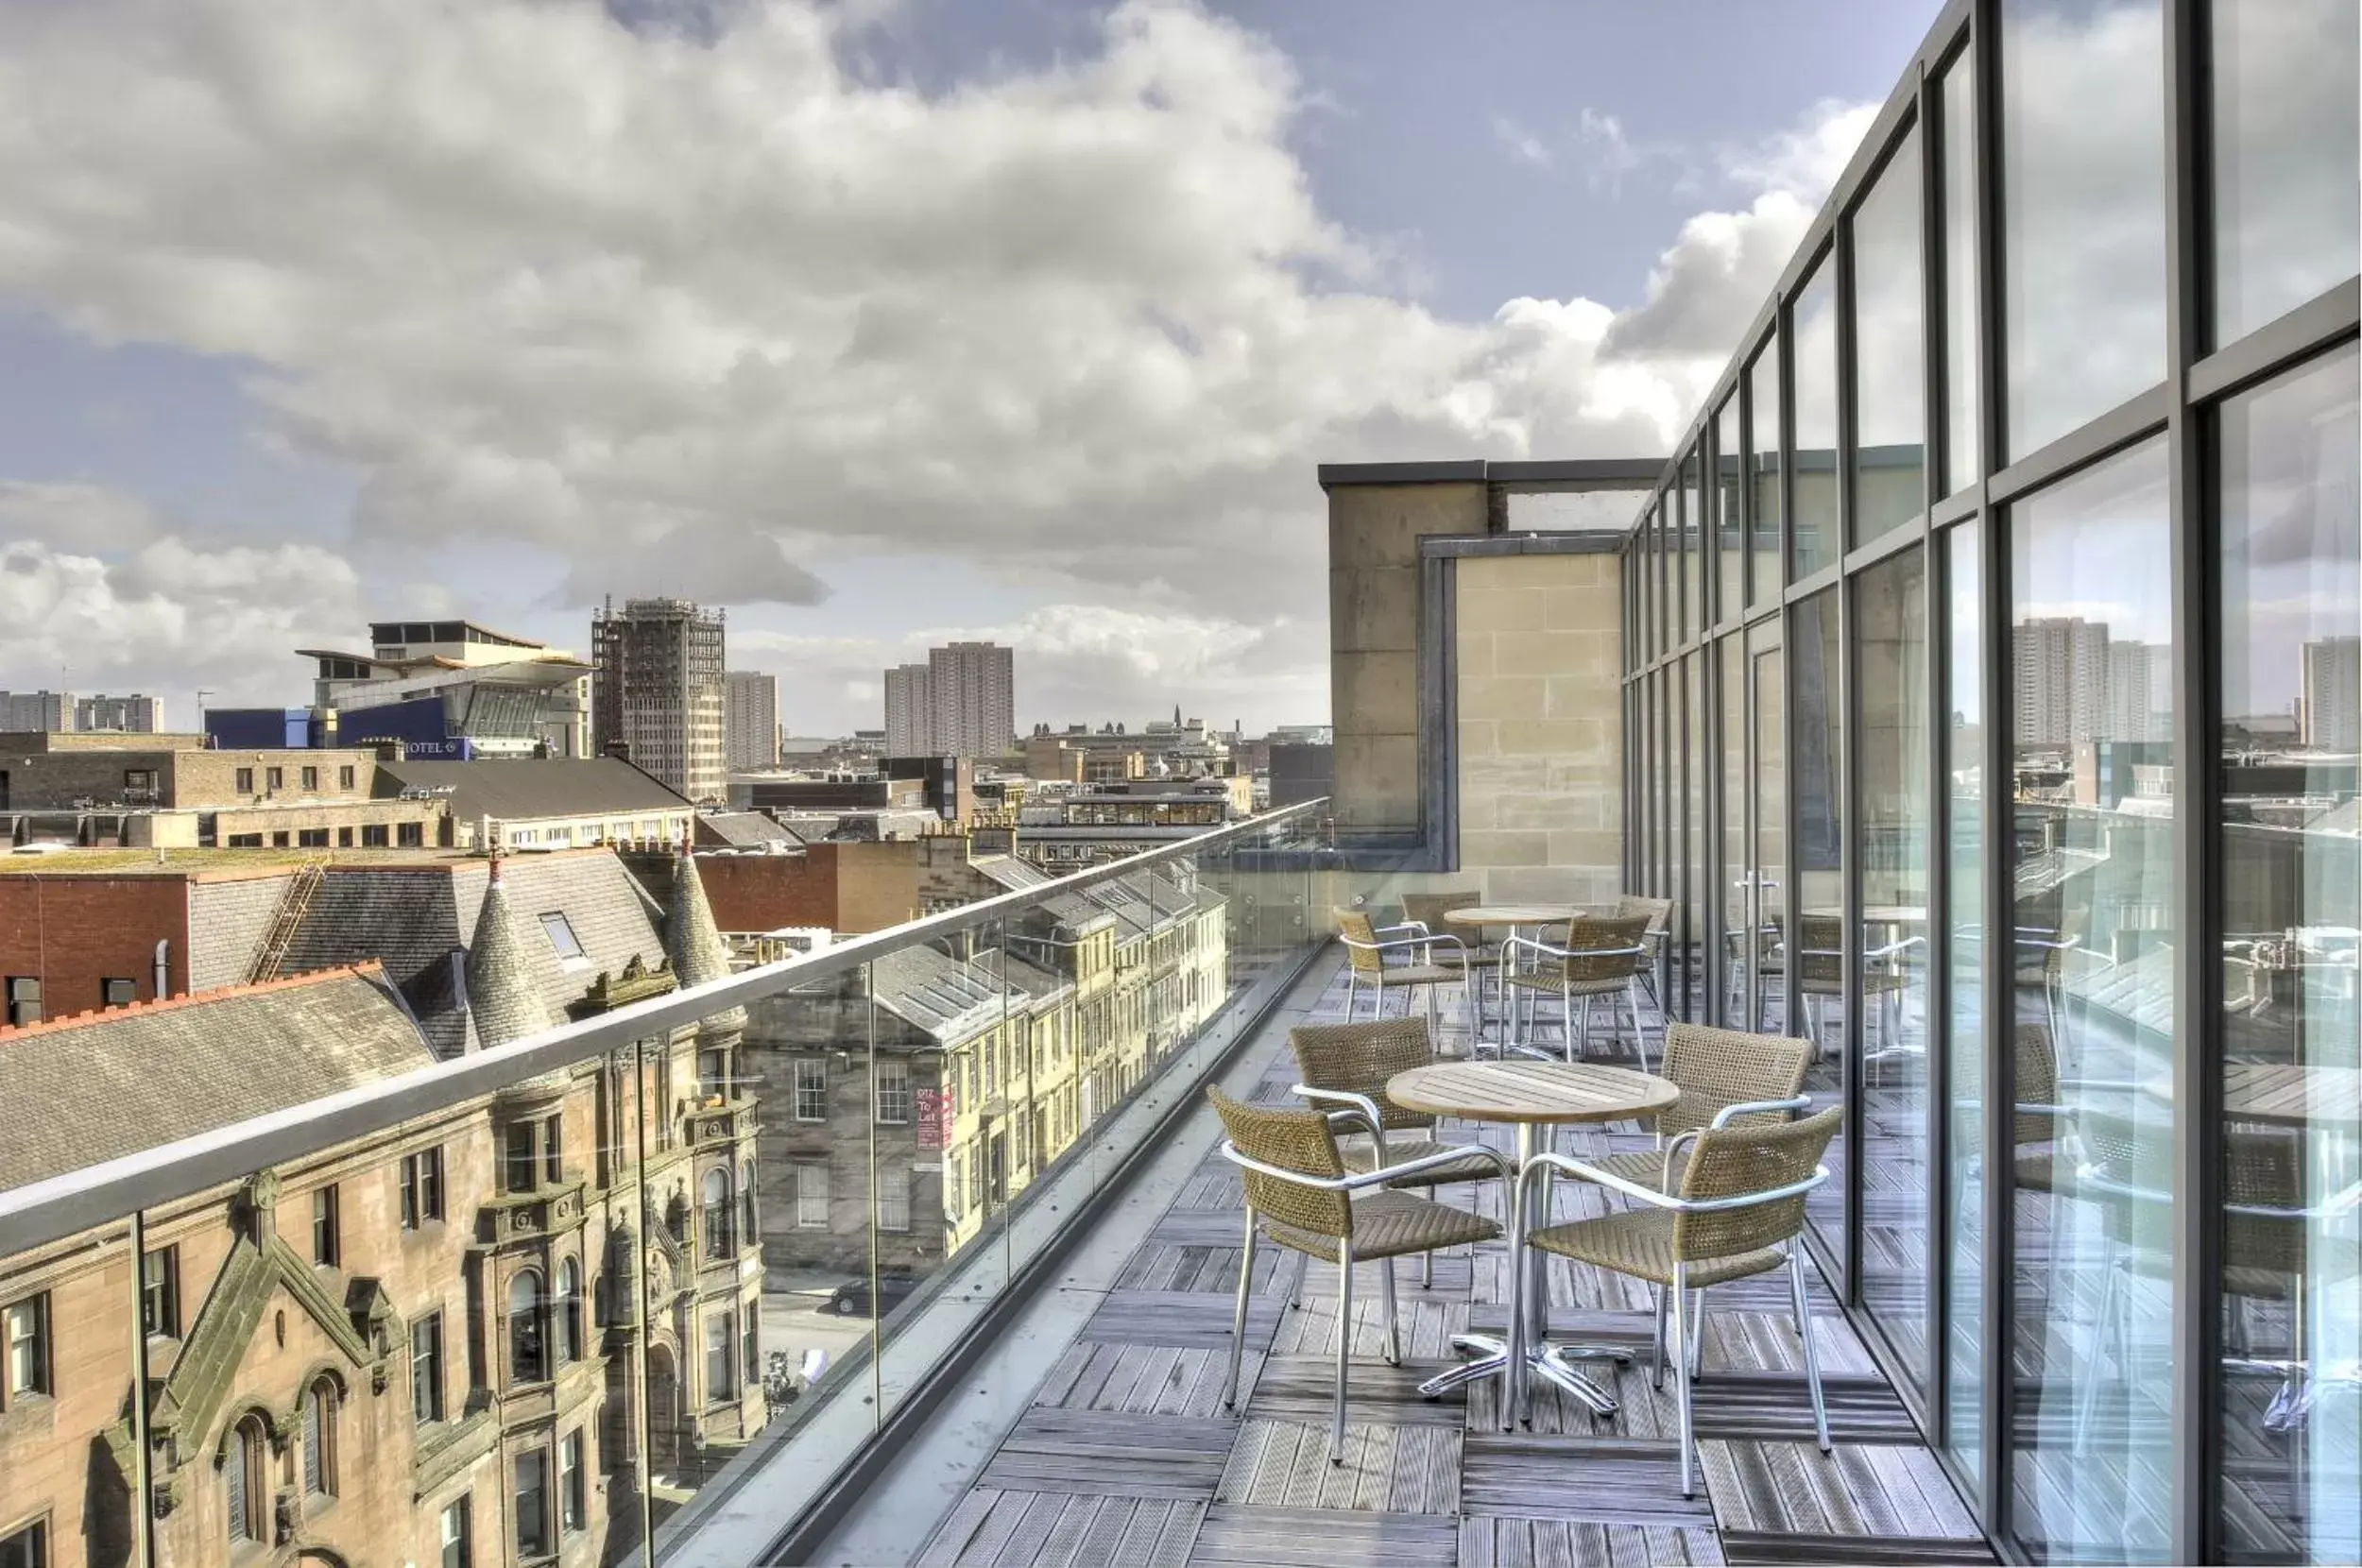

[248,860,328,984]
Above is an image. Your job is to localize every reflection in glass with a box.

[2000,0,2166,460]
[1793,589,1847,1259]
[1750,335,1784,607]
[1792,258,1840,577]
[2210,0,2359,349]
[2213,342,2359,1563]
[1940,53,1980,494]
[1722,636,1748,1031]
[1717,398,1743,617]
[1684,448,1706,640]
[1750,647,1788,1038]
[2007,436,2174,1563]
[1686,653,1706,1020]
[1857,545,1930,1387]
[1943,520,1986,1479]
[1681,452,1703,645]
[1851,128,1926,546]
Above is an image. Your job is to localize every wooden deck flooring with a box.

[916,958,1992,1568]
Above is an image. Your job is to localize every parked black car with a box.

[826,1274,919,1316]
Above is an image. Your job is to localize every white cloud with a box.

[1492,115,1553,169]
[1716,98,1878,203]
[0,1,1892,725]
[0,481,163,554]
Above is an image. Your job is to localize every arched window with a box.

[740,1159,758,1248]
[509,1270,546,1384]
[555,1258,581,1365]
[302,1377,338,1497]
[702,1168,732,1261]
[226,1413,267,1543]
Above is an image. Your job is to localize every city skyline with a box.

[0,2,1941,737]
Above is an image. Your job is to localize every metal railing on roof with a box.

[0,798,1332,1260]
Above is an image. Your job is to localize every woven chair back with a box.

[2013,1024,2060,1149]
[1207,1085,1351,1238]
[2223,1123,2305,1279]
[1290,1017,1436,1132]
[1334,908,1387,977]
[1798,914,1846,986]
[1658,1023,1812,1138]
[1615,895,1674,939]
[2072,1108,2176,1253]
[1673,1104,1843,1261]
[1400,892,1482,942]
[1552,914,1652,983]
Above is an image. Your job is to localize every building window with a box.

[509,1270,546,1385]
[101,978,136,1009]
[302,1377,338,1498]
[398,822,423,847]
[361,824,388,848]
[878,1166,912,1234]
[411,1310,444,1423]
[0,1521,46,1568]
[298,827,330,848]
[3,1295,49,1405]
[338,764,356,791]
[741,1158,757,1245]
[561,1430,587,1534]
[141,1247,179,1338]
[312,1185,340,1267]
[742,1305,759,1402]
[539,912,586,962]
[300,765,318,792]
[226,1415,266,1544]
[271,831,290,848]
[265,766,284,791]
[705,1309,734,1399]
[543,1115,563,1184]
[793,1059,827,1122]
[702,1168,733,1259]
[697,1047,728,1099]
[514,1450,549,1559]
[123,768,156,793]
[555,1258,581,1365]
[234,767,255,793]
[438,1498,471,1568]
[336,827,352,847]
[505,1123,537,1193]
[4,978,40,1029]
[796,1163,829,1229]
[226,833,264,848]
[401,1147,445,1229]
[875,1061,911,1125]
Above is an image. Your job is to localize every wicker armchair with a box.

[1502,914,1655,1070]
[1401,891,1499,1028]
[1725,913,1786,1031]
[2066,1110,2359,1453]
[1289,1016,1507,1283]
[1579,1022,1813,1194]
[1207,1086,1506,1461]
[1614,895,1674,1010]
[1514,1104,1844,1495]
[1335,908,1474,1032]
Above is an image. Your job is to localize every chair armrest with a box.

[1519,1148,1829,1214]
[1351,1142,1510,1187]
[1219,1141,1356,1191]
[1292,1084,1389,1163]
[1707,1094,1811,1129]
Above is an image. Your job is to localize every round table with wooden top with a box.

[2143,1063,2362,1128]
[1386,1060,1680,1418]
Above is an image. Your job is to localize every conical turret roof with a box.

[666,835,745,1031]
[465,856,555,1050]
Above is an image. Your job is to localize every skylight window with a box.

[539,912,588,966]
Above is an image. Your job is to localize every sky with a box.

[0,0,1944,738]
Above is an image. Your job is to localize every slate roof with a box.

[273,850,669,1058]
[866,946,1015,1044]
[375,758,691,821]
[695,810,799,847]
[661,850,746,1031]
[0,965,435,1189]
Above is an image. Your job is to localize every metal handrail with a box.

[0,798,1333,1259]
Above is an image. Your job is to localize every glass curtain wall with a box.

[2213,341,2359,1563]
[1614,0,2357,1559]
